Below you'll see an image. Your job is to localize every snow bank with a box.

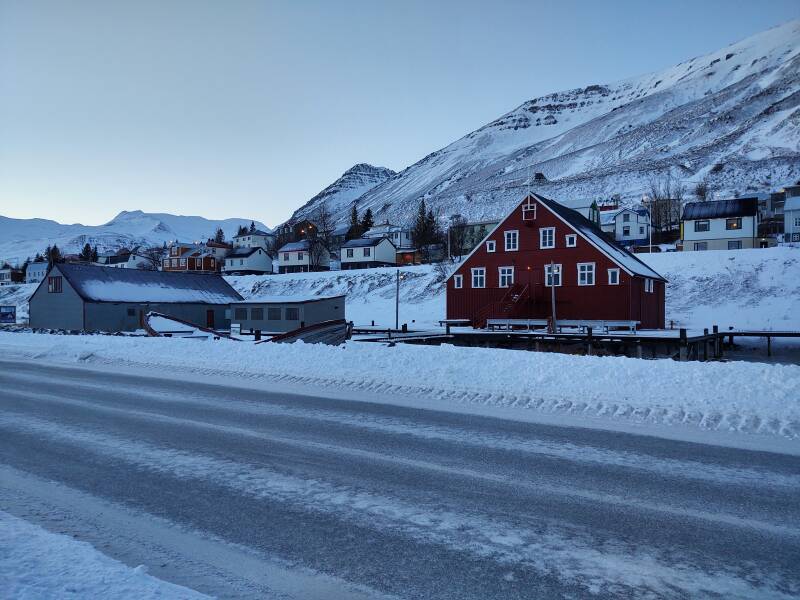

[1,331,798,441]
[0,510,207,599]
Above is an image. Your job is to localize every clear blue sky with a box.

[1,0,798,227]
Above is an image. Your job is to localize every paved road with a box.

[1,358,799,599]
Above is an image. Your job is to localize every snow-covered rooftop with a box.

[56,264,243,304]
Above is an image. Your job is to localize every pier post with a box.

[586,327,593,356]
[636,344,643,359]
[767,335,772,358]
[679,328,688,362]
[712,325,720,359]
[703,328,709,361]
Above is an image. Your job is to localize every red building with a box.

[446,194,667,329]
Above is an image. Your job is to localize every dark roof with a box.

[53,264,243,304]
[533,194,666,281]
[278,240,312,252]
[682,198,758,220]
[341,237,394,248]
[235,229,272,237]
[228,247,260,258]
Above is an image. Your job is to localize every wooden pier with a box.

[353,324,800,362]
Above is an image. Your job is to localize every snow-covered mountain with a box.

[289,163,395,222]
[0,211,269,265]
[291,19,800,226]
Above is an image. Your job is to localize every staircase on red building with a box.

[475,283,531,328]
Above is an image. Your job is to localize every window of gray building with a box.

[285,307,300,321]
[234,307,248,320]
[251,307,264,320]
[268,307,281,320]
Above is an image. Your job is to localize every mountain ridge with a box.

[0,211,269,265]
[287,19,800,226]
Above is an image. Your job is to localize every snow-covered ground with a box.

[4,246,799,333]
[0,509,207,599]
[1,330,798,444]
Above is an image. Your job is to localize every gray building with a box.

[29,264,243,332]
[230,294,345,333]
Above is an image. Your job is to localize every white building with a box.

[340,237,397,270]
[25,261,49,284]
[232,229,274,251]
[681,198,759,251]
[600,207,650,246]
[783,186,800,243]
[222,246,273,275]
[363,222,413,249]
[277,239,330,274]
[0,266,15,286]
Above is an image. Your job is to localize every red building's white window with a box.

[544,264,561,287]
[453,274,463,289]
[504,230,518,251]
[565,234,577,247]
[577,262,595,286]
[608,268,620,285]
[471,268,485,288]
[522,199,536,221]
[486,240,496,253]
[539,228,555,249]
[499,267,514,288]
[645,278,654,293]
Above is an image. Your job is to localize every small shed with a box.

[229,294,345,333]
[29,264,242,332]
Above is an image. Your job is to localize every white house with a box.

[0,266,15,286]
[232,229,274,251]
[25,261,49,284]
[277,239,330,274]
[364,222,413,249]
[340,237,397,269]
[222,246,273,275]
[784,186,800,243]
[600,207,650,246]
[681,198,759,251]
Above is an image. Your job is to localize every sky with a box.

[1,0,798,227]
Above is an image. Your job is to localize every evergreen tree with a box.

[79,243,93,261]
[425,209,442,244]
[213,227,226,243]
[346,204,361,240]
[249,221,256,233]
[34,252,43,262]
[91,245,99,262]
[45,244,63,266]
[236,224,248,237]
[411,199,429,248]
[360,208,374,233]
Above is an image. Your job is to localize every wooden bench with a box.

[554,320,640,334]
[486,318,549,331]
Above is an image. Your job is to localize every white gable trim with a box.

[447,194,664,282]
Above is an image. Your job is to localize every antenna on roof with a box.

[527,166,531,198]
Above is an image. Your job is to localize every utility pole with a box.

[395,269,401,330]
[549,261,558,332]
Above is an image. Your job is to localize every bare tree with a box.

[137,247,166,271]
[307,240,329,272]
[645,173,685,242]
[311,201,335,249]
[694,178,713,202]
[447,215,468,260]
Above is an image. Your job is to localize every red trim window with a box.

[47,276,63,293]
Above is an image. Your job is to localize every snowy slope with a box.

[290,20,800,226]
[4,247,798,332]
[0,211,269,265]
[289,163,395,222]
[226,246,800,331]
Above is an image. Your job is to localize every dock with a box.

[353,324,800,361]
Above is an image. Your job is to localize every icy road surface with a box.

[1,358,799,599]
